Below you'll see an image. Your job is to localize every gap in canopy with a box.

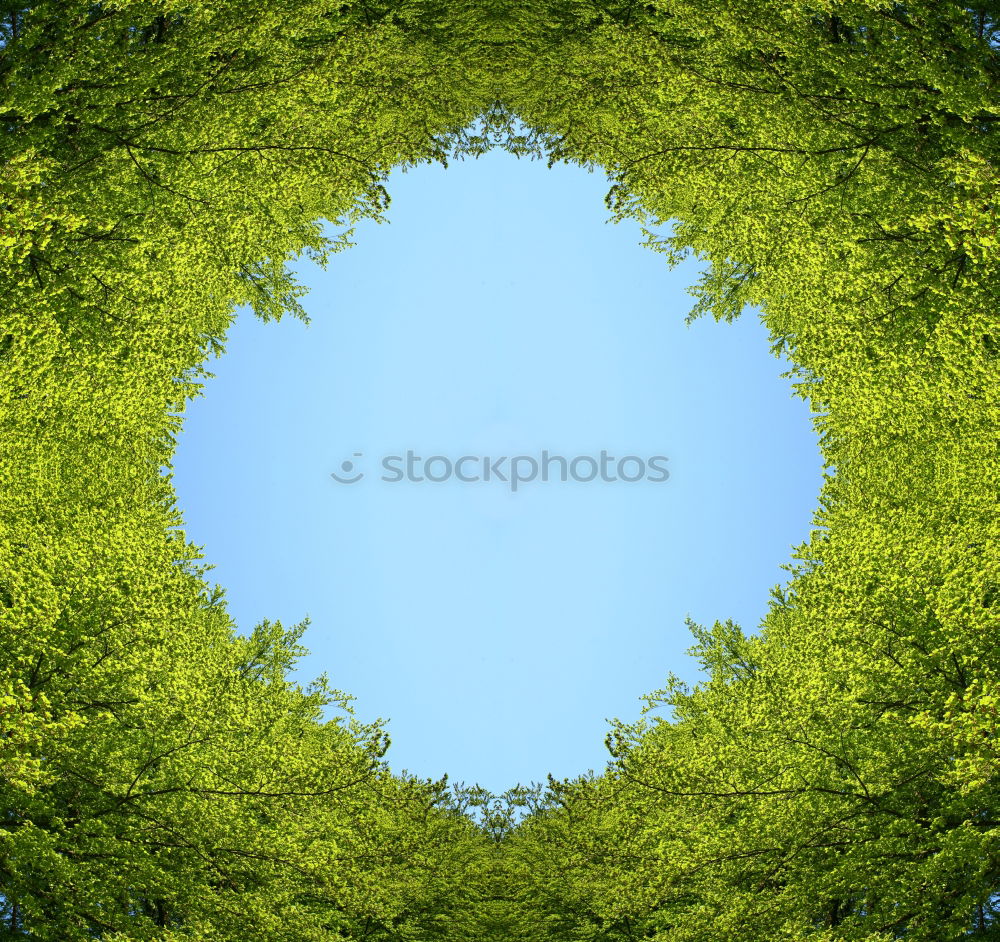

[171,130,824,794]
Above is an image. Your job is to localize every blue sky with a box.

[171,144,824,793]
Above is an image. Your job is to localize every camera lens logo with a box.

[330,453,364,484]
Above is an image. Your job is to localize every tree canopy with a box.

[1,0,997,938]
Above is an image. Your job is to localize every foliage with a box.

[1,0,997,938]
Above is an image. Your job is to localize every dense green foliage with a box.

[1,0,997,938]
